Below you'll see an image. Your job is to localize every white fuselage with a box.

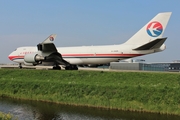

[8,12,172,67]
[8,43,165,66]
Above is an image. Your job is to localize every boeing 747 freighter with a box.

[8,12,172,70]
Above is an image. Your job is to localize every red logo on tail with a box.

[49,36,54,41]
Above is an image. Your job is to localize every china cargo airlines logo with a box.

[49,36,54,41]
[146,21,163,37]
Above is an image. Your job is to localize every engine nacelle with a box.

[24,53,45,63]
[23,61,34,66]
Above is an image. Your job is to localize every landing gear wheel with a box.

[73,65,78,70]
[19,63,22,69]
[65,65,78,70]
[52,65,61,70]
[65,66,70,70]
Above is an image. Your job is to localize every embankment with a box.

[0,69,180,115]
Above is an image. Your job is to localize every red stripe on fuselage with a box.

[61,54,143,57]
[8,56,24,60]
[8,53,144,61]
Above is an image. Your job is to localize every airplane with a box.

[8,12,172,70]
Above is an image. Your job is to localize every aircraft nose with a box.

[8,52,14,61]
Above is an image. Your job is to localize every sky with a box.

[0,0,180,63]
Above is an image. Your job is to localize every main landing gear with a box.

[52,64,61,70]
[52,65,78,70]
[65,65,78,70]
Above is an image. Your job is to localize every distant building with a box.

[109,59,180,72]
[168,63,180,72]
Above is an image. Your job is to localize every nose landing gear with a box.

[19,63,22,69]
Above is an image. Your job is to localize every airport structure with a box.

[109,59,180,72]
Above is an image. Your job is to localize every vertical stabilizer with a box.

[124,12,172,45]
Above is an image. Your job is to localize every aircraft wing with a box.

[37,34,70,66]
[133,37,167,50]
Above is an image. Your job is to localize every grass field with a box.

[0,69,180,115]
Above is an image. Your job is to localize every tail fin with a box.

[124,12,172,45]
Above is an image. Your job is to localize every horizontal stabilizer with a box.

[133,37,167,50]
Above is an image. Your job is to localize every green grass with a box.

[0,69,180,115]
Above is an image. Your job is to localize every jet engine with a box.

[24,53,45,63]
[23,61,36,66]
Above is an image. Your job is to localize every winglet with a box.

[37,34,57,52]
[42,34,57,44]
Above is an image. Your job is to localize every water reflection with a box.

[0,98,180,120]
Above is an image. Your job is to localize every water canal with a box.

[0,98,180,120]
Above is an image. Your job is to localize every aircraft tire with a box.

[52,66,61,70]
[65,65,78,70]
[19,63,22,69]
